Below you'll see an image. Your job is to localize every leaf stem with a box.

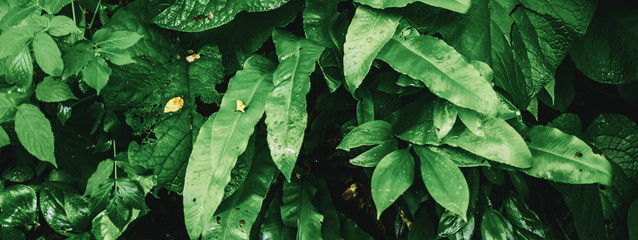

[71,93,97,107]
[88,0,102,29]
[71,0,76,24]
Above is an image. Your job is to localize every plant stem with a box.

[88,0,102,29]
[71,93,97,107]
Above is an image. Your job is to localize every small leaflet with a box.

[236,100,247,113]
[164,97,184,113]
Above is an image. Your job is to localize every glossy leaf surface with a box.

[371,149,414,219]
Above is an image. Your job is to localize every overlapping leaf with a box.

[280,177,324,240]
[355,0,470,13]
[370,149,414,219]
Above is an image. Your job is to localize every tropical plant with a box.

[0,0,637,239]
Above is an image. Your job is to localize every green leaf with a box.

[316,180,344,240]
[265,30,324,181]
[585,114,638,182]
[82,57,112,95]
[223,133,256,200]
[570,7,638,84]
[37,0,68,14]
[259,192,296,240]
[0,185,37,227]
[355,0,470,13]
[0,126,9,147]
[0,93,16,121]
[106,197,131,229]
[432,145,490,168]
[343,5,400,92]
[48,15,81,37]
[32,32,64,76]
[339,213,374,240]
[62,41,94,77]
[100,49,135,66]
[93,29,142,50]
[0,28,33,59]
[280,177,324,240]
[548,113,583,138]
[152,0,291,32]
[355,86,374,124]
[521,125,612,185]
[414,145,469,220]
[84,159,114,197]
[5,47,34,88]
[377,35,500,116]
[629,199,638,240]
[202,146,277,239]
[183,55,275,239]
[116,179,146,210]
[503,193,545,239]
[39,183,91,235]
[433,98,458,139]
[318,49,345,92]
[35,77,77,102]
[371,149,414,219]
[15,104,56,167]
[337,120,393,150]
[0,5,38,31]
[384,94,439,145]
[443,114,532,168]
[303,0,347,49]
[552,183,606,240]
[188,45,224,104]
[481,209,515,240]
[349,140,397,167]
[128,111,203,193]
[408,207,436,240]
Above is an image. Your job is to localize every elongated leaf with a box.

[82,57,112,95]
[259,192,296,239]
[356,0,470,13]
[503,193,545,239]
[32,32,63,76]
[223,133,256,200]
[93,29,142,50]
[377,35,499,115]
[15,104,56,167]
[35,77,77,102]
[0,185,37,227]
[585,114,638,182]
[371,149,414,219]
[430,145,490,168]
[265,30,324,182]
[433,98,457,139]
[0,126,9,147]
[303,0,347,49]
[183,55,275,239]
[521,125,612,185]
[443,114,532,168]
[202,146,277,239]
[337,120,393,150]
[316,180,344,240]
[280,177,324,240]
[350,140,397,167]
[343,5,400,92]
[153,0,291,32]
[128,111,203,193]
[481,209,515,240]
[414,146,469,220]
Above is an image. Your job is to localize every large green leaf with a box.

[337,120,393,150]
[15,104,56,167]
[521,125,612,185]
[384,94,439,145]
[202,146,277,239]
[82,57,112,95]
[343,5,400,92]
[552,183,606,240]
[35,77,78,102]
[0,185,37,227]
[503,193,545,239]
[585,114,638,182]
[303,0,347,49]
[32,32,63,76]
[39,183,91,235]
[414,146,469,220]
[371,149,414,219]
[0,28,33,59]
[128,110,204,193]
[355,0,470,13]
[5,47,33,89]
[481,209,515,240]
[183,55,275,239]
[443,113,532,168]
[152,0,291,32]
[265,30,324,181]
[570,7,638,84]
[377,35,499,115]
[280,177,324,240]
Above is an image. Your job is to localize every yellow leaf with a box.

[164,97,184,113]
[236,99,247,113]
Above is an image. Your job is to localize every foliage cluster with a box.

[0,0,637,239]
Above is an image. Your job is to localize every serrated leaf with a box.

[337,120,393,150]
[183,55,275,239]
[152,0,291,32]
[265,30,324,181]
[481,209,515,240]
[62,41,94,77]
[371,149,414,219]
[6,47,34,88]
[38,0,68,14]
[15,104,56,167]
[84,159,114,197]
[377,35,500,116]
[0,5,38,31]
[48,15,81,36]
[203,148,277,239]
[82,57,112,95]
[356,0,470,13]
[414,146,469,220]
[32,32,64,76]
[0,185,37,227]
[343,5,400,92]
[106,197,131,229]
[443,114,532,168]
[0,28,33,59]
[93,29,142,50]
[521,125,612,185]
[35,77,78,102]
[280,177,324,240]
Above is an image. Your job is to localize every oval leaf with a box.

[33,32,64,76]
[371,149,414,219]
[35,77,78,102]
[522,125,612,185]
[414,146,469,220]
[15,104,56,167]
[0,185,37,227]
[82,57,112,95]
[183,55,275,239]
[337,120,393,150]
